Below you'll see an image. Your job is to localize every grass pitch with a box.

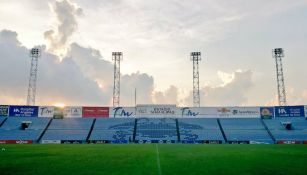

[0,144,306,175]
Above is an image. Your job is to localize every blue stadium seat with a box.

[0,117,51,142]
[89,118,135,143]
[135,118,178,143]
[220,118,273,144]
[178,118,224,143]
[263,117,307,142]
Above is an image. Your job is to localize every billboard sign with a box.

[9,106,38,117]
[38,106,54,117]
[0,140,33,144]
[64,106,82,118]
[275,106,304,117]
[136,105,178,117]
[260,107,274,119]
[110,107,135,118]
[0,105,9,117]
[41,140,61,144]
[82,107,109,118]
[179,107,260,118]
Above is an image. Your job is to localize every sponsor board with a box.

[41,140,61,144]
[110,107,135,118]
[249,141,271,144]
[82,107,109,118]
[38,106,54,117]
[180,107,260,118]
[277,140,303,144]
[53,107,64,119]
[64,106,82,118]
[61,140,82,144]
[0,105,9,117]
[0,140,33,144]
[9,106,38,117]
[136,105,178,117]
[260,107,274,119]
[275,106,304,117]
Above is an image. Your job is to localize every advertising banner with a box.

[0,140,33,144]
[82,107,109,118]
[41,140,61,144]
[8,106,38,117]
[305,106,307,118]
[109,107,135,118]
[0,105,9,117]
[274,106,304,117]
[38,106,54,117]
[136,105,179,117]
[179,107,260,118]
[260,107,274,119]
[53,107,64,119]
[64,106,82,118]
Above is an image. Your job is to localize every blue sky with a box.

[0,0,306,106]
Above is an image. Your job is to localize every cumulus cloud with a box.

[0,29,105,106]
[68,43,155,106]
[266,88,307,106]
[183,70,253,106]
[153,85,179,104]
[44,0,83,57]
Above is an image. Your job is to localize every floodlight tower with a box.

[26,47,41,106]
[190,52,201,107]
[112,52,123,107]
[273,48,287,106]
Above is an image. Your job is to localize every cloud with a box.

[0,29,108,106]
[266,88,307,106]
[153,85,179,104]
[44,0,83,57]
[68,43,155,106]
[183,70,253,106]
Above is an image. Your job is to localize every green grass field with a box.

[0,144,306,175]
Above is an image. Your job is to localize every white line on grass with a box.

[155,144,162,175]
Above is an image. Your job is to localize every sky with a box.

[0,0,306,107]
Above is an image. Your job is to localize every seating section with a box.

[135,118,178,143]
[178,118,224,143]
[0,117,51,142]
[41,118,93,143]
[89,118,135,143]
[263,117,307,142]
[1,117,306,144]
[220,118,274,144]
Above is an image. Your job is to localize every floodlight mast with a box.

[112,52,123,107]
[273,48,287,106]
[190,52,201,107]
[26,47,41,106]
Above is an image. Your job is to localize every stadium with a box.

[1,0,307,175]
[0,105,307,175]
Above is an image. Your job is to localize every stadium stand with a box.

[1,116,306,144]
[0,117,51,142]
[220,118,274,144]
[178,118,224,143]
[89,118,135,143]
[41,118,93,143]
[263,117,307,143]
[135,118,178,143]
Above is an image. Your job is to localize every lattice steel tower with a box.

[27,47,41,105]
[273,48,287,106]
[112,52,123,107]
[190,52,201,107]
